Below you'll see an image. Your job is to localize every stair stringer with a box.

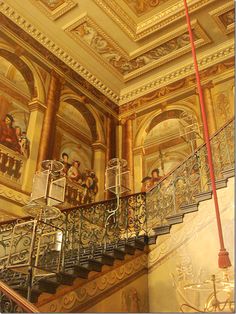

[36,250,148,313]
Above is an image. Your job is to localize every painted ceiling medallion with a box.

[30,0,77,20]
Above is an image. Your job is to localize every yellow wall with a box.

[85,274,149,313]
[148,177,234,312]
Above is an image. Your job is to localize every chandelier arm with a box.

[183,0,231,269]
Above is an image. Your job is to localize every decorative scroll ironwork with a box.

[0,118,233,302]
[146,118,234,232]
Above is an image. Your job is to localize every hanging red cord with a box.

[183,0,231,268]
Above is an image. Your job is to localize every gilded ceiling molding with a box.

[29,0,77,21]
[0,1,120,106]
[124,0,169,16]
[37,253,148,312]
[65,17,210,81]
[210,2,235,35]
[0,184,29,205]
[94,0,215,41]
[119,44,234,105]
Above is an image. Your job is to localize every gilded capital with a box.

[28,99,46,112]
[201,81,214,90]
[92,142,106,151]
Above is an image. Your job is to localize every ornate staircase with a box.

[0,118,234,313]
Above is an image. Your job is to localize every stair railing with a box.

[0,279,39,313]
[0,117,233,298]
[146,117,234,234]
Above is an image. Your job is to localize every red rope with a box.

[183,0,231,268]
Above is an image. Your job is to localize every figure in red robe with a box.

[0,114,21,153]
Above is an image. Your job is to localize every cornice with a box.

[119,42,234,105]
[0,0,233,111]
[94,0,216,41]
[28,99,46,112]
[0,1,120,107]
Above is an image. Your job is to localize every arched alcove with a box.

[134,107,200,191]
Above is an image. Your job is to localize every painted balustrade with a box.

[0,144,26,185]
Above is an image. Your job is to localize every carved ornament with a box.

[210,2,235,35]
[30,0,77,20]
[93,0,215,41]
[65,17,210,80]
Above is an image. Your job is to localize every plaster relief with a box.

[66,18,209,79]
[30,0,77,20]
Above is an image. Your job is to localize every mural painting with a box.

[0,95,30,181]
[141,168,163,192]
[58,148,98,206]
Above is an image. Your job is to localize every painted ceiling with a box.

[0,0,234,106]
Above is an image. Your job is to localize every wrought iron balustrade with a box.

[146,117,234,232]
[0,192,147,288]
[0,117,233,302]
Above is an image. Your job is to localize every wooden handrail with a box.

[0,280,39,313]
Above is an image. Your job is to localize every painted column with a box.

[92,142,106,202]
[37,71,62,168]
[122,115,135,193]
[22,100,45,192]
[116,122,122,159]
[105,116,116,199]
[133,147,144,193]
[202,81,217,136]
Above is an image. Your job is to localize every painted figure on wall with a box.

[122,287,141,312]
[141,176,152,192]
[151,168,163,187]
[68,160,82,182]
[141,167,163,192]
[60,151,98,205]
[0,113,30,157]
[61,152,71,176]
[0,114,21,153]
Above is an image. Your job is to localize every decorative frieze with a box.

[65,17,210,80]
[119,56,234,113]
[37,253,148,312]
